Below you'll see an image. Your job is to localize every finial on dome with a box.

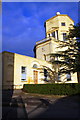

[56,12,60,15]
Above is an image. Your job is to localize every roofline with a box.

[45,14,74,23]
[35,38,52,47]
[34,37,57,48]
[2,51,51,64]
[2,51,14,54]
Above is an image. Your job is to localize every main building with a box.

[2,12,78,89]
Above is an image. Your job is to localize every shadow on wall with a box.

[2,51,15,90]
[2,52,28,119]
[28,94,80,119]
[2,52,14,119]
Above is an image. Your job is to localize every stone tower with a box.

[34,12,74,61]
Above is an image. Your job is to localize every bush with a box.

[23,83,80,95]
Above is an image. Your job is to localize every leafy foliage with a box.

[50,23,80,74]
[41,66,58,83]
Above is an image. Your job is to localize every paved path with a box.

[2,92,28,119]
[23,95,80,119]
[2,90,80,119]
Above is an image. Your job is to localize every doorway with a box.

[33,70,38,84]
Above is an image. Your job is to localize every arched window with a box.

[33,64,38,68]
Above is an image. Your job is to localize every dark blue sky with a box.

[2,2,78,57]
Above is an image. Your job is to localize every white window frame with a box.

[21,66,27,81]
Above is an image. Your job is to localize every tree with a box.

[50,23,80,82]
[41,66,59,83]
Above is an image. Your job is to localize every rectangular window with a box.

[52,32,55,38]
[56,30,58,40]
[61,22,66,26]
[21,66,27,81]
[58,74,60,81]
[48,34,50,37]
[44,54,46,60]
[44,69,48,81]
[66,73,71,81]
[63,33,67,41]
[55,56,58,60]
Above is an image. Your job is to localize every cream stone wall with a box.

[14,53,52,89]
[36,39,53,61]
[2,51,78,90]
[36,37,68,62]
[2,52,52,89]
[35,13,78,84]
[45,14,74,40]
[36,37,61,61]
[46,16,59,34]
[36,14,74,62]
[58,15,74,41]
[2,13,78,90]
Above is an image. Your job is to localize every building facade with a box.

[34,12,74,61]
[2,51,52,89]
[2,12,78,89]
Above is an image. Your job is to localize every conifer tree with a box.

[50,23,80,82]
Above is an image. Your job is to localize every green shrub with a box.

[23,83,80,95]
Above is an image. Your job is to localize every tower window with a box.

[44,54,46,60]
[48,34,50,37]
[52,32,55,38]
[63,33,67,41]
[56,30,58,39]
[61,22,66,26]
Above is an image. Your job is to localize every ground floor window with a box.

[21,66,27,81]
[63,33,67,41]
[66,73,71,81]
[44,69,48,81]
[58,73,61,81]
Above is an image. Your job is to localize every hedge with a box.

[23,83,80,95]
